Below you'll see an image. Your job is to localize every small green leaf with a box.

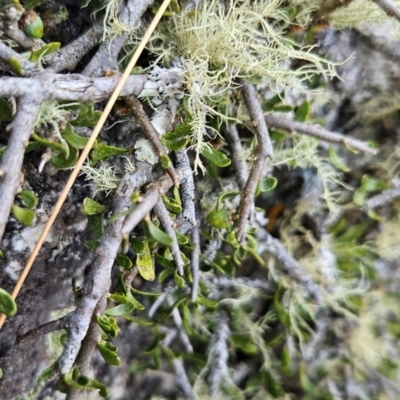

[23,13,44,39]
[161,137,189,151]
[197,295,218,308]
[83,198,107,215]
[294,101,311,122]
[116,253,132,269]
[37,363,55,385]
[262,93,284,111]
[97,315,120,338]
[18,190,38,209]
[225,230,240,248]
[136,240,155,281]
[32,133,69,156]
[175,230,188,245]
[273,105,293,112]
[72,103,102,127]
[143,219,174,246]
[0,97,13,121]
[131,287,162,297]
[0,367,3,379]
[11,205,35,226]
[8,57,24,75]
[329,146,350,172]
[367,209,381,221]
[158,268,174,283]
[160,154,171,169]
[50,146,78,169]
[206,209,230,229]
[91,143,128,163]
[0,288,17,317]
[163,124,192,140]
[62,123,90,149]
[162,195,182,214]
[174,271,185,288]
[270,130,286,142]
[216,191,239,211]
[131,238,146,253]
[258,176,277,193]
[97,341,120,366]
[361,175,388,192]
[30,42,60,62]
[87,213,104,238]
[353,187,366,207]
[201,146,231,167]
[105,302,136,316]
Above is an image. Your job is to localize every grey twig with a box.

[121,174,174,237]
[208,312,230,396]
[0,73,147,102]
[371,0,400,22]
[52,164,152,378]
[190,224,200,302]
[257,227,323,305]
[2,7,41,49]
[154,200,185,276]
[361,183,400,211]
[124,96,180,187]
[0,98,41,243]
[17,314,69,344]
[172,358,194,400]
[223,124,248,189]
[265,114,378,155]
[148,284,174,319]
[171,306,193,353]
[84,0,154,76]
[47,21,104,73]
[0,40,38,76]
[236,80,273,241]
[175,150,196,232]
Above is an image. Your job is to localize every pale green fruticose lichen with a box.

[148,0,339,171]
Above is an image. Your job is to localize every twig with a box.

[175,150,196,231]
[223,124,248,189]
[236,80,273,242]
[84,0,154,76]
[257,227,323,304]
[0,73,147,102]
[265,114,378,155]
[171,304,193,353]
[148,284,175,319]
[208,311,230,397]
[124,95,180,187]
[371,0,400,23]
[0,0,172,330]
[47,21,105,73]
[0,98,41,242]
[172,358,195,400]
[17,314,69,344]
[361,183,400,211]
[0,40,38,75]
[2,6,41,49]
[52,164,152,378]
[65,295,107,400]
[190,224,200,302]
[121,174,174,237]
[154,201,185,276]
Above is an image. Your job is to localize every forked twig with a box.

[0,0,173,330]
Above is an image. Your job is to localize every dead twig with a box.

[190,224,200,302]
[121,174,174,237]
[265,114,378,155]
[236,80,273,242]
[124,95,180,187]
[371,0,400,23]
[361,182,400,211]
[154,201,185,276]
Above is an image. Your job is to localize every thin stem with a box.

[265,114,378,155]
[124,95,180,187]
[371,0,400,23]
